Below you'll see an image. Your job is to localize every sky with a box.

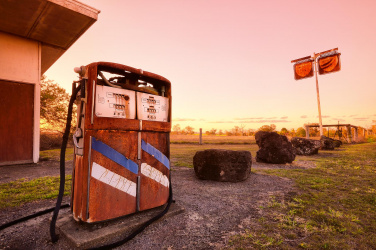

[45,0,376,132]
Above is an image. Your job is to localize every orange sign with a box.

[294,60,314,80]
[318,53,341,75]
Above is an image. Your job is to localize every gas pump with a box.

[0,62,172,246]
[71,62,171,223]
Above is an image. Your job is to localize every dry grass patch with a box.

[228,143,376,249]
[171,134,255,144]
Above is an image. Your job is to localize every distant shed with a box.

[0,0,100,165]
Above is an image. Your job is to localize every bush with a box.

[40,131,63,151]
[40,131,73,151]
[367,135,376,143]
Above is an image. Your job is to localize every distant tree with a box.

[247,129,255,136]
[258,124,276,132]
[296,127,306,137]
[232,126,242,136]
[40,75,75,132]
[279,127,289,136]
[172,124,181,134]
[209,128,217,135]
[240,124,246,136]
[370,121,376,134]
[290,128,296,137]
[218,129,224,135]
[182,126,195,135]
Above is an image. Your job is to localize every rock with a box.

[320,136,335,150]
[255,131,295,164]
[193,149,252,182]
[291,137,321,155]
[332,139,342,148]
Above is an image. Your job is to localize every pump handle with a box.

[73,128,83,149]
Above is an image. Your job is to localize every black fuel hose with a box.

[1,80,174,249]
[54,80,174,247]
[0,204,70,231]
[0,83,81,233]
[50,83,81,242]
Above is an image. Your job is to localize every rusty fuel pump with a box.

[1,62,172,247]
[71,62,171,222]
[70,62,172,222]
[47,62,173,247]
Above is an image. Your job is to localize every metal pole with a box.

[314,53,323,136]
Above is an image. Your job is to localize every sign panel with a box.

[294,59,314,80]
[318,53,341,75]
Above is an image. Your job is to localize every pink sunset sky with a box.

[45,0,376,132]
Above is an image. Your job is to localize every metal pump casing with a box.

[71,62,171,223]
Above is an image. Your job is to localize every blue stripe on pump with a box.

[141,140,170,170]
[91,137,138,175]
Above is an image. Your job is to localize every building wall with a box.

[0,32,41,164]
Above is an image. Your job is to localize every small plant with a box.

[0,175,72,208]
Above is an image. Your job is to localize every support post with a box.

[314,53,323,136]
[305,126,310,139]
[347,126,352,143]
[354,127,358,142]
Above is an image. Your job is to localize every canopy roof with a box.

[0,0,100,73]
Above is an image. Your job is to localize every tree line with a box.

[40,75,376,139]
[172,123,308,137]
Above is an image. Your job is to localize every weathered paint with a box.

[0,80,34,165]
[71,62,171,223]
[0,32,41,165]
[91,162,137,197]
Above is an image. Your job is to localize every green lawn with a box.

[0,175,71,209]
[228,142,376,249]
[170,143,259,168]
[2,140,376,249]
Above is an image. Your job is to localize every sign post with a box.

[291,48,341,137]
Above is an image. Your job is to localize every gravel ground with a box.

[0,158,315,249]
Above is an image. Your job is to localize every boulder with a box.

[332,139,342,148]
[320,136,335,150]
[291,137,321,155]
[255,131,295,164]
[193,149,252,182]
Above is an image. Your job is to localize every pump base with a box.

[56,203,184,249]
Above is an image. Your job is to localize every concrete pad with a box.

[56,203,184,249]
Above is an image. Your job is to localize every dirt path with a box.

[0,159,314,249]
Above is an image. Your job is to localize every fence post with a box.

[199,128,202,145]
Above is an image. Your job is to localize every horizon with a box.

[45,0,376,132]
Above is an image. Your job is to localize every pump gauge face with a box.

[136,92,169,122]
[95,85,136,119]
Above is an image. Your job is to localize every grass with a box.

[39,147,74,161]
[0,139,256,209]
[171,134,255,144]
[228,142,376,249]
[0,175,72,208]
[171,143,259,168]
[2,135,376,249]
[0,148,74,209]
